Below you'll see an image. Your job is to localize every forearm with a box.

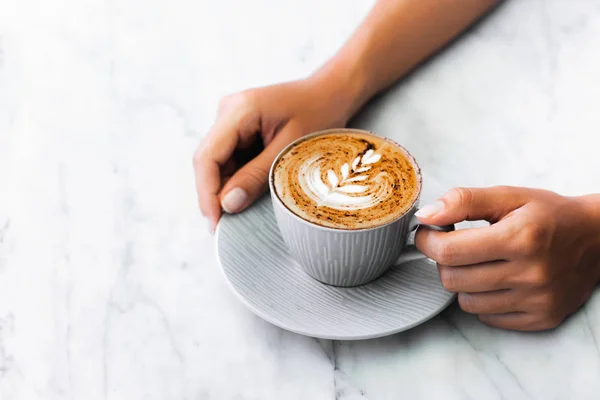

[312,0,499,118]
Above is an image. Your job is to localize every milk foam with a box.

[298,150,391,210]
[272,131,419,230]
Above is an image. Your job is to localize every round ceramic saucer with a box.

[216,174,459,340]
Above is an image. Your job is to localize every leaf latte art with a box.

[273,131,419,230]
[299,149,386,210]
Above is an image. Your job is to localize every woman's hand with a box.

[193,0,502,233]
[193,77,357,232]
[415,187,600,331]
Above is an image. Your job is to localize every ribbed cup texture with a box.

[272,197,417,287]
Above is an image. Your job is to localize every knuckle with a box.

[538,313,563,330]
[445,187,474,208]
[438,266,458,292]
[516,224,550,256]
[525,263,552,287]
[192,149,204,167]
[477,314,495,327]
[433,241,456,266]
[457,293,479,314]
[502,222,523,251]
[538,290,561,313]
[219,91,253,112]
[217,94,234,110]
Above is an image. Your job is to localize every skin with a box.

[415,187,600,331]
[194,0,500,229]
[193,0,600,331]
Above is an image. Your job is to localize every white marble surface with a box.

[1,0,600,399]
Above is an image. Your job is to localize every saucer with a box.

[216,175,459,340]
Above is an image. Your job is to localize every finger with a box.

[415,186,530,226]
[415,222,517,266]
[458,290,522,315]
[220,122,304,214]
[194,112,260,230]
[477,313,559,332]
[222,158,237,177]
[194,156,222,232]
[437,261,519,292]
[222,176,232,187]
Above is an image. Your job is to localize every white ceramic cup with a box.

[269,129,452,287]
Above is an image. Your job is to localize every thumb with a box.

[219,125,303,214]
[415,186,529,226]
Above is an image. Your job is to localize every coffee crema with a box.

[272,131,420,229]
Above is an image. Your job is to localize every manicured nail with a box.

[415,201,444,218]
[221,187,248,214]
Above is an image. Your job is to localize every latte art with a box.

[299,150,389,210]
[273,131,420,230]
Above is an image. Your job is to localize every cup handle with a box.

[408,213,455,233]
[394,211,455,265]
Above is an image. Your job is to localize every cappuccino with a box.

[272,130,419,229]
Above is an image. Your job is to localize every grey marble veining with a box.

[1,0,600,399]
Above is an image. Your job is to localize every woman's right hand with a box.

[193,76,358,232]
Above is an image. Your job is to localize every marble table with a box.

[1,0,600,399]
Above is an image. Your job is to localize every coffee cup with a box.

[269,128,452,287]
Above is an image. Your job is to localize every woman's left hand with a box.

[415,186,600,331]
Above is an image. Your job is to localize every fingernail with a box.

[207,216,219,236]
[221,187,248,214]
[415,201,444,218]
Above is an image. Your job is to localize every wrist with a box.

[307,55,372,124]
[576,194,600,284]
